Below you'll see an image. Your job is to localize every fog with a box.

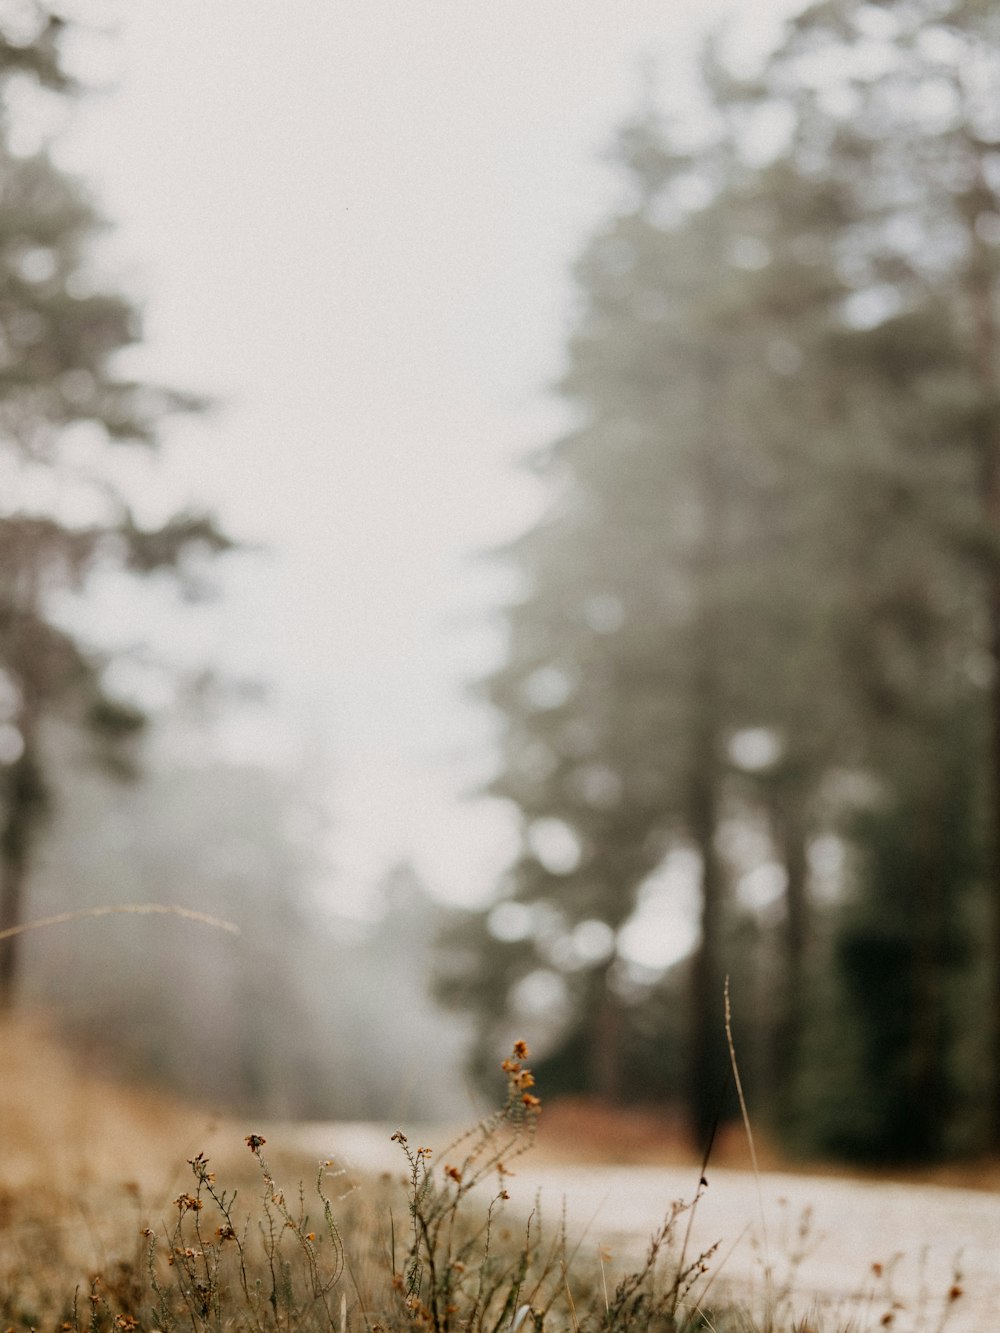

[53,0,796,931]
[4,0,999,1178]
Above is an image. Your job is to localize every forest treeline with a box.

[436,0,1000,1165]
[7,0,1000,1161]
[0,4,469,1120]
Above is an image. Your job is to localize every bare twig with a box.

[0,902,240,941]
[725,975,772,1318]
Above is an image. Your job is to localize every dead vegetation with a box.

[0,1016,974,1331]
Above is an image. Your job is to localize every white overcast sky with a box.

[51,0,799,954]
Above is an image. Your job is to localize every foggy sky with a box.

[53,0,801,961]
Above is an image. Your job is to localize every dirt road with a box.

[525,1162,995,1331]
[294,1123,1000,1332]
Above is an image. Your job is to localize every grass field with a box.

[0,1013,974,1332]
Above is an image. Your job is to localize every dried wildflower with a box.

[245,1133,266,1152]
[445,1164,462,1183]
[306,1231,316,1242]
[174,1193,203,1213]
[390,1130,408,1144]
[216,1225,236,1242]
[521,1093,541,1110]
[501,1058,522,1074]
[949,1285,963,1302]
[513,1039,529,1059]
[515,1070,535,1090]
[499,1189,510,1200]
[417,1146,432,1156]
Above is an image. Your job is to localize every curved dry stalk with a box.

[0,902,240,941]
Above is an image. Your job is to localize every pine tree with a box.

[0,4,231,1004]
[744,0,997,1157]
[443,3,1000,1161]
[442,99,822,1139]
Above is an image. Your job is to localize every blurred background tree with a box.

[6,0,1000,1157]
[0,3,472,1118]
[0,1,231,1005]
[750,0,999,1161]
[438,0,1000,1165]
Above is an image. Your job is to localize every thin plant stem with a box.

[0,903,240,942]
[724,974,772,1318]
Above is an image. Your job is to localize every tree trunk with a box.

[588,969,626,1103]
[686,347,730,1148]
[989,580,1000,1148]
[0,726,46,1011]
[958,145,1000,1146]
[772,794,809,1125]
[980,424,1000,1147]
[688,760,728,1146]
[0,834,28,1010]
[908,834,945,1160]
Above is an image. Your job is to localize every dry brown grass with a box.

[531,1096,784,1170]
[0,1020,977,1330]
[0,1009,231,1196]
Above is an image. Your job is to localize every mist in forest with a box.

[3,0,1000,1170]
